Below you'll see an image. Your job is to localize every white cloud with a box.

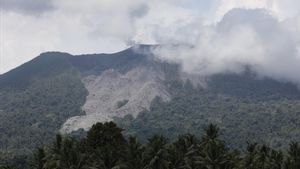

[1,0,202,73]
[153,8,300,84]
[0,0,55,14]
[1,0,300,79]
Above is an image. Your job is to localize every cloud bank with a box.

[1,0,300,85]
[0,0,55,14]
[152,8,300,84]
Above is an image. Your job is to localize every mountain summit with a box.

[1,45,300,159]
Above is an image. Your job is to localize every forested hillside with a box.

[1,46,300,166]
[0,55,87,164]
[2,122,300,169]
[116,71,300,149]
[0,47,153,164]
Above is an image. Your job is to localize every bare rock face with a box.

[61,66,170,133]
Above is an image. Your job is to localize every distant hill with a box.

[1,45,300,164]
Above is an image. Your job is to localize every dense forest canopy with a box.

[1,47,300,168]
[116,72,300,150]
[0,49,149,163]
[1,122,300,169]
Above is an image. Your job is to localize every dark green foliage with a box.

[207,70,300,101]
[84,122,127,168]
[0,46,152,166]
[69,45,151,74]
[4,122,300,169]
[0,165,20,169]
[1,45,300,168]
[86,122,126,149]
[124,136,144,169]
[284,142,300,169]
[0,68,87,166]
[29,148,45,169]
[0,52,73,89]
[43,135,88,169]
[116,73,300,149]
[143,135,169,169]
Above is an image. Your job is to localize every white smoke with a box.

[152,8,300,84]
[2,0,300,81]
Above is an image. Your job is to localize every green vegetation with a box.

[116,75,300,150]
[0,48,151,165]
[0,69,87,165]
[0,48,150,165]
[1,48,300,168]
[2,122,300,169]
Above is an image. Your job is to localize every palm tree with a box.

[167,144,183,169]
[269,149,283,169]
[86,122,126,149]
[256,145,271,169]
[168,134,198,169]
[0,165,20,169]
[123,136,144,169]
[143,135,169,169]
[29,147,46,169]
[195,141,237,169]
[240,143,259,169]
[194,123,238,169]
[43,135,88,169]
[174,134,198,153]
[284,142,300,169]
[80,122,128,169]
[202,123,219,143]
[43,134,62,169]
[180,144,199,169]
[87,145,122,169]
[241,143,283,169]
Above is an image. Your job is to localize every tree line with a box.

[1,121,300,169]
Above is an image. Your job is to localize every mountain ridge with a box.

[1,44,300,163]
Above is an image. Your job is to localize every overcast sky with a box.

[0,0,300,76]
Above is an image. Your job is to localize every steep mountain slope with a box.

[62,66,170,133]
[0,54,84,162]
[0,45,170,160]
[117,71,300,149]
[1,44,300,162]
